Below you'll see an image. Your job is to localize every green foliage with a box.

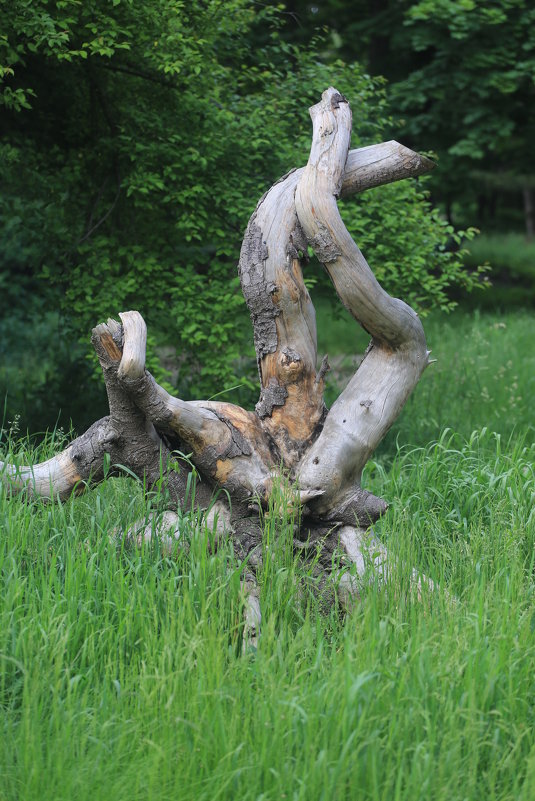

[0,259,107,435]
[340,181,483,314]
[0,309,108,437]
[394,0,535,212]
[278,0,535,231]
[1,0,483,434]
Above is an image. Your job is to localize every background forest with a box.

[3,0,532,437]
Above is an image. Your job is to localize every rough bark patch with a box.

[209,410,254,459]
[310,221,342,263]
[238,220,279,359]
[255,378,289,419]
[286,219,309,261]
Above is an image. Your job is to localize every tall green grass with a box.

[316,302,535,453]
[2,311,535,800]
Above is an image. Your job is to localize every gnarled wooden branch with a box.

[294,88,430,522]
[1,88,437,619]
[238,138,433,466]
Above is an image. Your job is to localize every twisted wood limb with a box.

[1,88,438,618]
[238,139,433,467]
[1,319,214,510]
[294,88,430,522]
[110,312,277,503]
[0,417,118,501]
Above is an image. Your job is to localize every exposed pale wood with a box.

[108,313,276,501]
[238,139,433,467]
[296,90,428,347]
[115,312,228,441]
[204,499,234,538]
[238,140,434,468]
[294,88,430,518]
[117,503,235,553]
[336,525,439,610]
[2,325,214,512]
[238,170,323,466]
[117,310,147,380]
[241,576,261,651]
[121,510,184,552]
[1,448,87,501]
[336,525,388,610]
[340,141,434,198]
[0,417,118,501]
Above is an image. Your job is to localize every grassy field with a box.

[1,308,535,800]
[316,299,535,453]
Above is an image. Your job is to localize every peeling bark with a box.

[1,88,436,621]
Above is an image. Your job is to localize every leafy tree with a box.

[280,0,535,232]
[0,0,482,433]
[392,0,535,232]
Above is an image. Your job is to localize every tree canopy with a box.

[281,0,535,230]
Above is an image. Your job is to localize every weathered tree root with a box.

[0,89,436,630]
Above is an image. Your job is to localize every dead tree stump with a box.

[1,88,434,615]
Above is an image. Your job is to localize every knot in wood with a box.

[279,347,303,381]
[281,347,301,365]
[330,92,348,109]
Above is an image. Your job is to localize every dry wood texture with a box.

[1,88,434,610]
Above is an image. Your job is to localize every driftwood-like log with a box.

[1,88,434,617]
[294,90,429,523]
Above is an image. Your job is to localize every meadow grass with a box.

[1,309,535,800]
[316,299,535,452]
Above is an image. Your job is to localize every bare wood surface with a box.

[341,141,434,198]
[111,312,276,501]
[238,139,433,467]
[117,310,147,380]
[0,418,116,500]
[242,575,261,650]
[294,88,430,518]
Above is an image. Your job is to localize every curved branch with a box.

[1,321,215,509]
[295,91,426,347]
[105,312,277,502]
[114,312,232,449]
[341,141,434,198]
[239,137,433,467]
[0,417,118,501]
[294,88,430,518]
